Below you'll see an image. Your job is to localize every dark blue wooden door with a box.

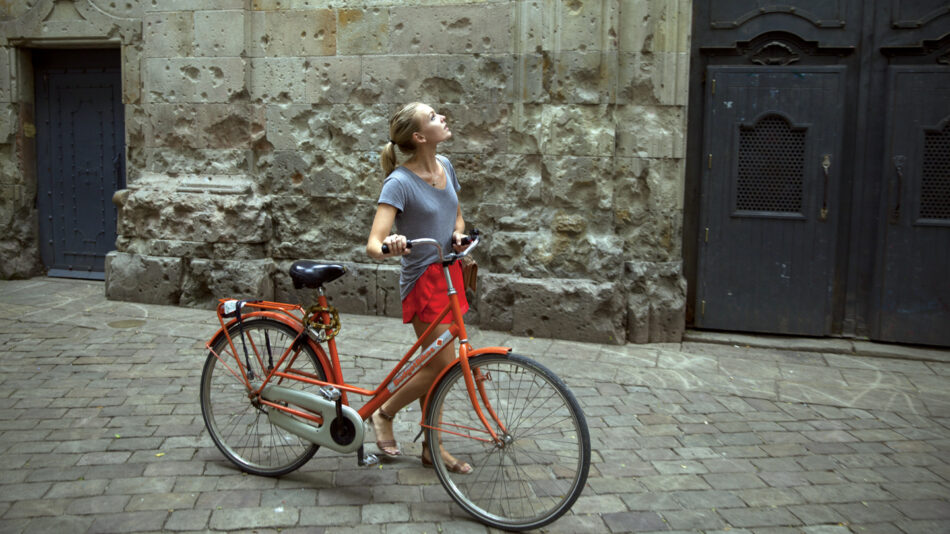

[696,67,846,335]
[34,49,125,280]
[875,69,950,346]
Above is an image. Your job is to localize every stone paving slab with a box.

[0,278,949,533]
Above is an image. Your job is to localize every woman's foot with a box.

[421,441,472,474]
[371,408,401,457]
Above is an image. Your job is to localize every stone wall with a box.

[0,0,691,344]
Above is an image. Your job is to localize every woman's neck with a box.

[405,146,439,174]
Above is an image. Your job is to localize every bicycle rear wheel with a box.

[200,318,326,476]
[424,353,590,531]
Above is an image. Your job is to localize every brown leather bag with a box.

[460,255,478,293]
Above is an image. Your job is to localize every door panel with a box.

[697,67,845,335]
[35,50,124,279]
[877,68,950,346]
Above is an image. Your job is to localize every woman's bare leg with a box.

[371,318,456,452]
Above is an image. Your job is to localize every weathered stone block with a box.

[246,9,335,58]
[147,1,243,11]
[619,0,690,55]
[181,258,274,308]
[0,103,14,142]
[194,10,244,57]
[118,186,269,243]
[149,103,265,150]
[509,104,543,154]
[264,104,386,153]
[0,239,40,279]
[337,8,389,55]
[122,45,142,105]
[546,51,619,104]
[543,155,614,212]
[625,260,686,343]
[614,157,685,261]
[542,105,615,157]
[450,152,542,206]
[91,0,144,20]
[543,0,619,52]
[614,105,686,159]
[248,57,307,103]
[375,264,401,318]
[618,51,690,106]
[269,194,374,261]
[144,57,246,103]
[117,237,213,259]
[259,148,379,203]
[506,54,545,105]
[145,147,250,176]
[105,251,182,305]
[143,12,194,58]
[0,47,11,102]
[391,4,510,55]
[479,274,626,345]
[305,56,362,104]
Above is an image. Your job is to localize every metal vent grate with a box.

[920,123,950,220]
[736,115,805,213]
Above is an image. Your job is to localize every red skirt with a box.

[402,262,469,324]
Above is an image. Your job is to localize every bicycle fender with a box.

[206,311,334,378]
[420,346,512,422]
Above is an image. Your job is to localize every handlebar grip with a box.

[381,242,412,255]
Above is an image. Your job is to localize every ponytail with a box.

[380,141,398,177]
[380,102,424,179]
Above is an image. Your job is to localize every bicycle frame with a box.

[205,245,512,448]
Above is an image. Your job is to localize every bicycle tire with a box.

[200,317,326,476]
[424,353,590,531]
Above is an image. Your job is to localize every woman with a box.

[365,102,472,474]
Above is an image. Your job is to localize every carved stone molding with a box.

[0,0,141,46]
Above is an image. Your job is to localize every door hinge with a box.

[708,154,713,169]
[705,227,709,243]
[701,300,706,316]
[711,79,716,95]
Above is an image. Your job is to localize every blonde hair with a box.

[380,102,424,177]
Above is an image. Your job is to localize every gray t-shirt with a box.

[378,154,461,301]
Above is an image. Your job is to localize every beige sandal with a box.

[421,441,472,474]
[371,408,401,457]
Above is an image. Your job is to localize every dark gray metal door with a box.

[35,49,125,280]
[875,69,950,346]
[695,67,845,335]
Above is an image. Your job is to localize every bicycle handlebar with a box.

[381,230,479,263]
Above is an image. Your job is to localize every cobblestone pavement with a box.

[1,278,949,534]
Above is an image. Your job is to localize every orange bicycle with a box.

[199,231,590,531]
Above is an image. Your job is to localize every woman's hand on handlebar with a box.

[452,231,468,252]
[381,234,410,256]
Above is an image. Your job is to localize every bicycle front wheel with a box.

[424,353,590,531]
[200,318,326,476]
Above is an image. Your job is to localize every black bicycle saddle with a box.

[289,261,347,289]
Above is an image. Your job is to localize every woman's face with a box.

[414,104,452,145]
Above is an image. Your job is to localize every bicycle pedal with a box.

[319,386,341,401]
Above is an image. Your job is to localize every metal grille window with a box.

[736,114,805,213]
[920,123,950,220]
